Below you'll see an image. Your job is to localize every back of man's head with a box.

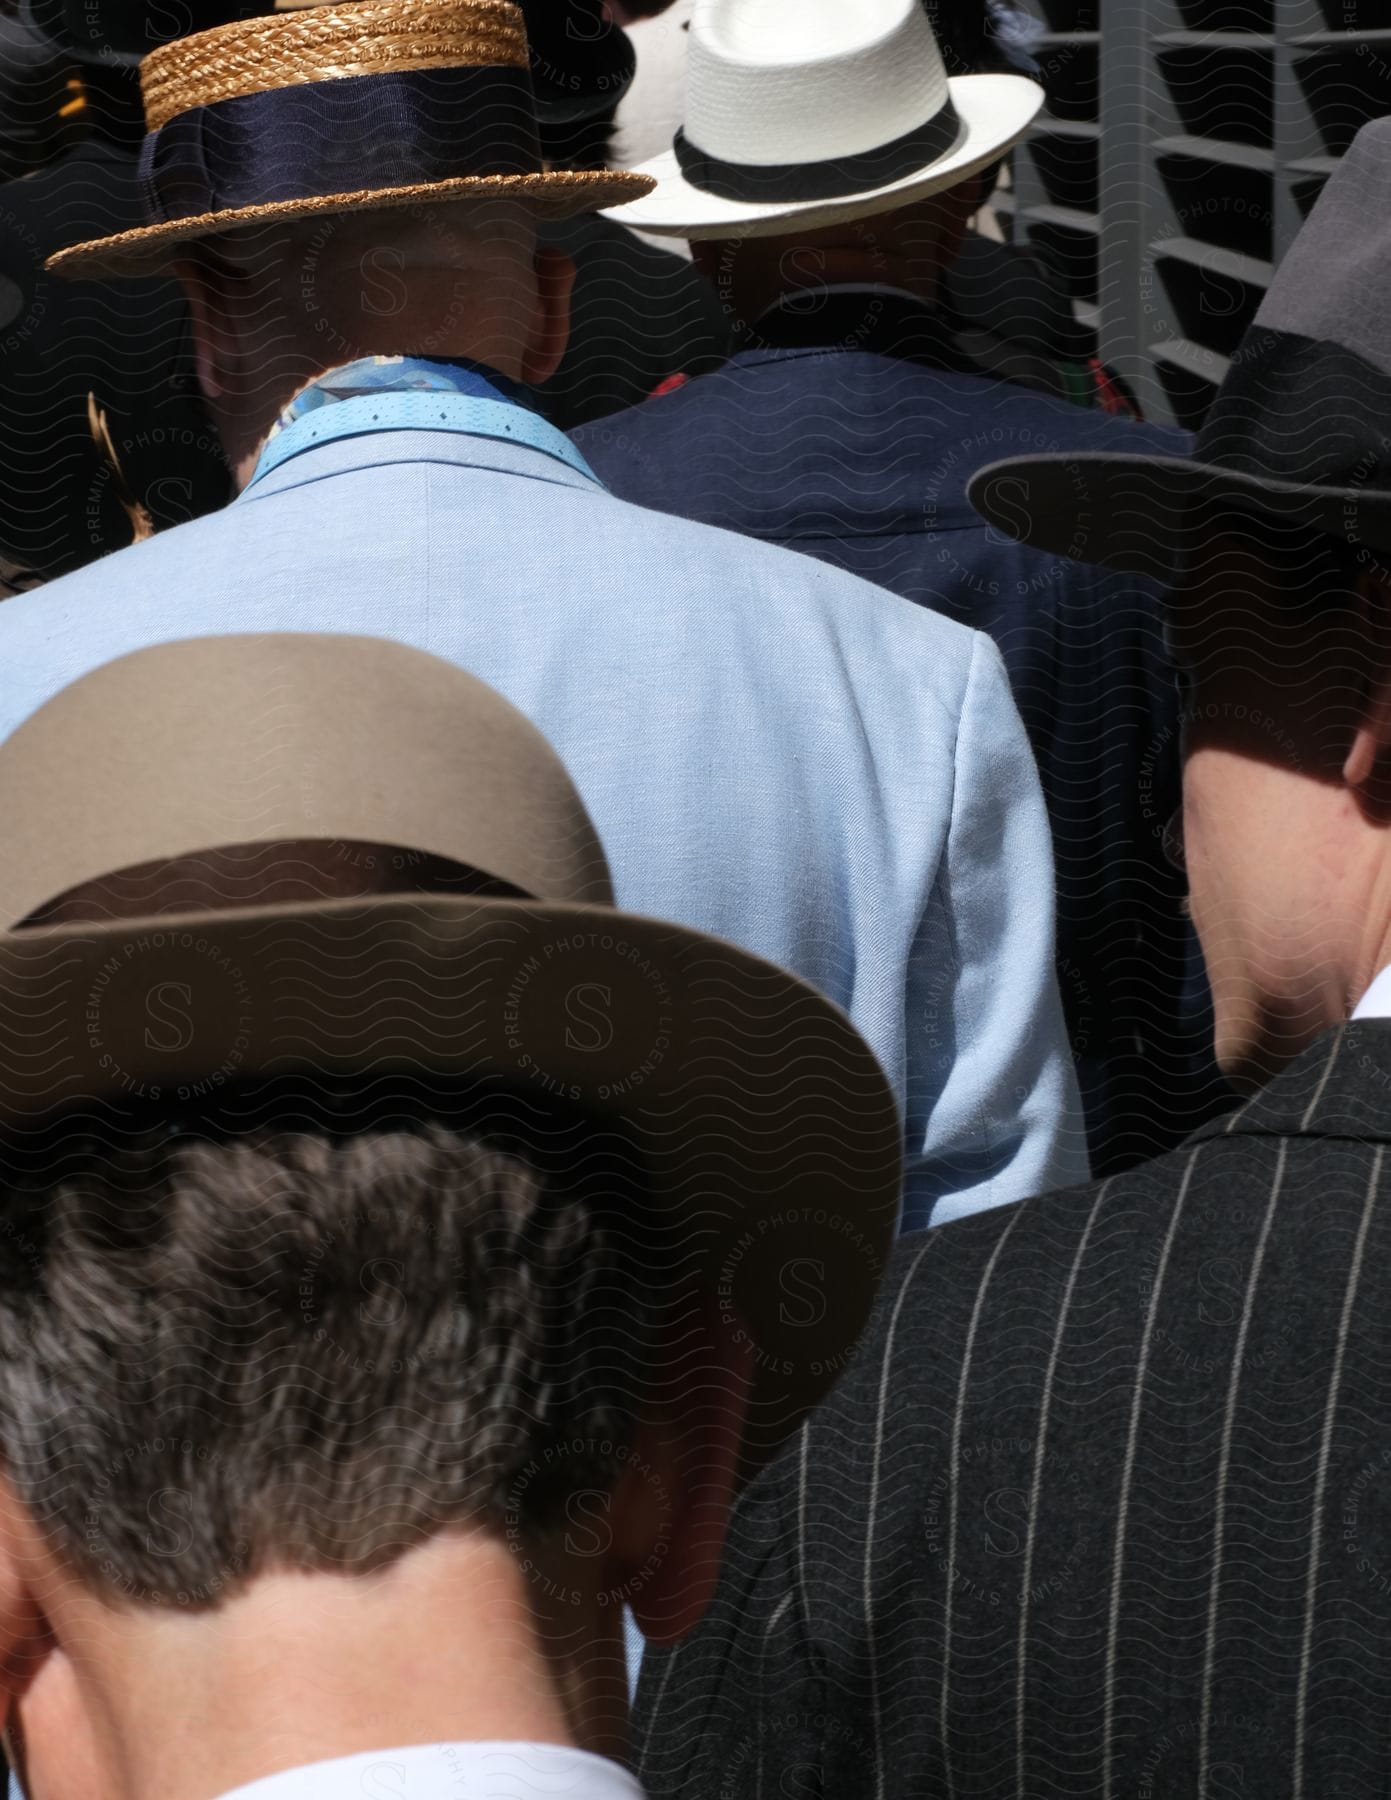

[0,1090,655,1605]
[177,199,575,482]
[0,1073,720,1796]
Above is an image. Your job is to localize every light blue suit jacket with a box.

[0,425,1088,1226]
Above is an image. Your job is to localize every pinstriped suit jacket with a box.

[633,1021,1391,1800]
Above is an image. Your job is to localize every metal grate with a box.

[1006,0,1391,426]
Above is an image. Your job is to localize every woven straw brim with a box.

[46,168,652,280]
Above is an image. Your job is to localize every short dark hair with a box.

[0,1082,660,1610]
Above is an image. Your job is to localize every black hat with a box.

[0,8,72,173]
[966,114,1391,581]
[517,0,635,123]
[20,0,267,67]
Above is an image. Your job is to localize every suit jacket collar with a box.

[234,425,604,506]
[738,286,984,378]
[1190,1020,1391,1146]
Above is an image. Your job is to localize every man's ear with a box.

[173,255,237,404]
[0,1478,55,1743]
[616,1309,754,1647]
[519,246,576,387]
[1342,565,1391,794]
[0,1481,112,1800]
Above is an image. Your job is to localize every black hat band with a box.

[672,95,965,206]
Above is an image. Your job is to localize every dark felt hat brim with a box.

[966,452,1391,582]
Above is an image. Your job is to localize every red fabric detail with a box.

[1089,356,1143,422]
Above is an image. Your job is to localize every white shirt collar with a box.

[1352,965,1391,1021]
[214,1742,646,1800]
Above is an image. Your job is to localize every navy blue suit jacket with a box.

[577,292,1231,1173]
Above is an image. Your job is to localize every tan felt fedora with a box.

[0,634,901,1474]
[46,0,654,280]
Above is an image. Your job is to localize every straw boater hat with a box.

[22,0,636,123]
[602,0,1043,241]
[44,0,654,280]
[966,115,1391,580]
[0,634,901,1476]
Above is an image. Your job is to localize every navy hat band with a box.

[137,64,542,226]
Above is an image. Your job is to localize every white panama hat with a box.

[602,0,1044,240]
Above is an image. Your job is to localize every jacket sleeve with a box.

[902,631,1090,1229]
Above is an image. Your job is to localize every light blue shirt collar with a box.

[213,1742,646,1800]
[246,357,602,493]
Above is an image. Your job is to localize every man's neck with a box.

[51,1535,613,1800]
[704,248,943,334]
